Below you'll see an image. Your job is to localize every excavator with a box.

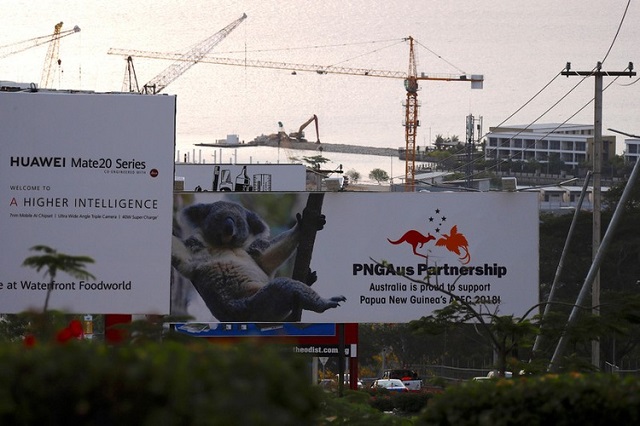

[288,114,320,143]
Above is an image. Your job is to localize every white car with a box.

[371,379,409,393]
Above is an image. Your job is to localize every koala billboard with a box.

[170,191,539,323]
[0,91,175,314]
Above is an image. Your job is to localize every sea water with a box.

[176,144,412,185]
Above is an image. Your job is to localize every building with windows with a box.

[485,123,616,170]
[624,138,640,164]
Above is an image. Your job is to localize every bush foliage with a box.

[418,374,640,426]
[365,388,436,414]
[0,340,322,425]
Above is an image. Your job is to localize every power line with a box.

[464,69,629,181]
[449,66,595,177]
[421,69,567,171]
[447,0,633,182]
[600,0,631,64]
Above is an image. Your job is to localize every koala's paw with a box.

[306,269,318,286]
[322,295,346,310]
[296,208,327,231]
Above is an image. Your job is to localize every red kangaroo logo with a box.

[387,230,435,259]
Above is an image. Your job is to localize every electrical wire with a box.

[463,66,594,174]
[601,0,631,65]
[463,71,627,180]
[618,77,640,86]
[419,68,567,170]
[420,69,573,176]
[450,0,633,183]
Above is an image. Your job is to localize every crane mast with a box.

[40,22,65,88]
[140,13,247,94]
[122,56,140,93]
[404,37,419,191]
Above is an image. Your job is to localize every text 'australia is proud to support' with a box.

[10,156,146,170]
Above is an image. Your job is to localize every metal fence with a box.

[417,364,492,383]
[604,362,640,377]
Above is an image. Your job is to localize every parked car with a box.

[383,369,423,391]
[472,371,514,381]
[371,379,409,393]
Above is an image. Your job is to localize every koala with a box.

[171,200,346,322]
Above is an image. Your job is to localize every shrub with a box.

[418,373,640,426]
[369,392,396,412]
[318,390,413,425]
[366,388,436,414]
[0,340,322,425]
[394,393,434,413]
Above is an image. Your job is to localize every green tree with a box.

[22,245,95,312]
[408,288,540,377]
[301,155,330,169]
[345,169,360,184]
[547,153,564,174]
[0,314,30,342]
[368,168,389,184]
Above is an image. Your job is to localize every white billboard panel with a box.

[174,163,306,192]
[170,192,539,323]
[0,91,175,314]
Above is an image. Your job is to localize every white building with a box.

[520,185,607,211]
[485,123,616,169]
[624,138,640,164]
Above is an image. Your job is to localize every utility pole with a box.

[558,62,635,370]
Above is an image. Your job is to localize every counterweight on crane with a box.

[109,35,482,189]
[121,13,246,94]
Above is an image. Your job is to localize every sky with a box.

[2,1,639,154]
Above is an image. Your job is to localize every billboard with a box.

[174,163,307,192]
[0,91,176,314]
[170,191,539,323]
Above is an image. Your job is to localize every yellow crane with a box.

[40,21,65,88]
[0,21,80,60]
[0,22,81,89]
[109,36,482,190]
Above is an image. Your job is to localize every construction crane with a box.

[40,21,69,88]
[109,36,482,190]
[118,13,246,94]
[122,55,140,93]
[0,22,80,60]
